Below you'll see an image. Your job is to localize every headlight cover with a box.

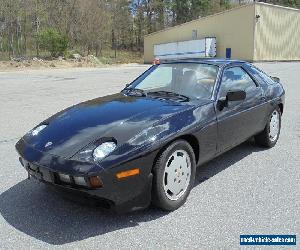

[29,124,47,136]
[72,140,117,163]
[93,142,117,161]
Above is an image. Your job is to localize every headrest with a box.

[183,70,197,79]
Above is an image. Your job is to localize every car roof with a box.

[160,58,248,66]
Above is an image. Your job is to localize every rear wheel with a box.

[255,106,281,148]
[152,140,196,211]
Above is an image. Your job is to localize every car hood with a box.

[23,93,201,158]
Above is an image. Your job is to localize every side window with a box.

[249,65,275,85]
[219,67,257,97]
[181,64,218,98]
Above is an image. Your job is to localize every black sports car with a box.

[16,59,285,212]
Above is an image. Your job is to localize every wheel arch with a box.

[179,134,200,164]
[152,134,200,170]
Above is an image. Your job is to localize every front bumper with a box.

[16,138,156,213]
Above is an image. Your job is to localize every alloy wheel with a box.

[269,109,280,142]
[163,150,191,201]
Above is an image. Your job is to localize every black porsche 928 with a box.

[16,59,285,212]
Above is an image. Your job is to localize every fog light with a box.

[73,176,87,186]
[89,176,103,188]
[58,173,71,183]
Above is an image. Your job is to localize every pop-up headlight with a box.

[93,142,116,161]
[30,124,47,136]
[71,140,117,163]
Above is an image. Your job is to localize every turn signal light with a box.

[152,58,160,65]
[89,176,103,188]
[116,168,140,179]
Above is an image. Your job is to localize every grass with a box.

[98,49,143,64]
[0,49,144,65]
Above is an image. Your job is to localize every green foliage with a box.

[38,29,69,57]
[171,0,190,24]
[266,0,300,8]
[190,0,211,19]
[98,49,143,64]
[0,0,299,60]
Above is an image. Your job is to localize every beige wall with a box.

[254,4,300,61]
[144,4,255,63]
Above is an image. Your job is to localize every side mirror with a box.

[271,76,280,83]
[217,90,246,111]
[125,84,130,88]
[226,90,246,102]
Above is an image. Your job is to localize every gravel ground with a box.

[0,62,299,249]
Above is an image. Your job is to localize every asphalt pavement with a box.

[0,62,299,249]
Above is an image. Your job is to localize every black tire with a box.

[152,140,196,211]
[255,106,281,148]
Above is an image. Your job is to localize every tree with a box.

[190,0,211,19]
[1,0,297,60]
[172,0,190,24]
[38,28,68,57]
[260,0,300,8]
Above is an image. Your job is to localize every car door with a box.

[215,66,266,153]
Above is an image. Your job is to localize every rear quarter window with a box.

[249,65,275,85]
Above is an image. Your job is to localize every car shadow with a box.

[0,139,266,245]
[194,139,266,186]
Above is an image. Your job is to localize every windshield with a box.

[129,63,219,100]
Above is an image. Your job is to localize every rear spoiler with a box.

[271,76,280,83]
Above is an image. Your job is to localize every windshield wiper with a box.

[147,91,189,101]
[124,88,147,97]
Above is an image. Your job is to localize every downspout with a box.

[253,3,257,62]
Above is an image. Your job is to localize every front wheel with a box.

[152,140,196,211]
[255,106,281,148]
